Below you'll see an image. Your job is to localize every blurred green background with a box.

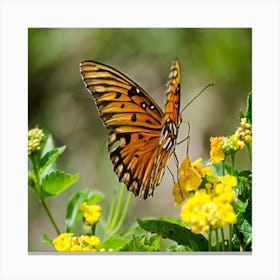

[28,28,251,251]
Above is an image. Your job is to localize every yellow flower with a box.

[53,233,101,252]
[53,233,75,252]
[28,127,45,156]
[173,182,185,207]
[173,157,214,206]
[180,175,237,234]
[79,202,101,225]
[210,137,225,163]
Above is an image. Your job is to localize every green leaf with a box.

[41,171,79,199]
[42,233,53,246]
[232,198,248,213]
[235,170,252,205]
[137,218,208,251]
[245,91,252,123]
[121,233,160,252]
[101,236,130,252]
[39,134,55,157]
[233,212,252,251]
[39,146,65,176]
[65,189,104,232]
[239,91,252,123]
[170,244,190,252]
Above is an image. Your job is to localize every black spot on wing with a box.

[140,101,147,109]
[128,86,140,97]
[115,92,122,99]
[131,113,137,122]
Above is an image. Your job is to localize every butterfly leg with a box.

[176,121,191,156]
[172,152,185,201]
[167,165,176,185]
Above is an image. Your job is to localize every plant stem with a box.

[106,188,117,230]
[228,224,233,251]
[31,155,41,194]
[111,192,133,236]
[220,227,225,251]
[110,184,126,230]
[31,154,60,235]
[246,143,252,163]
[215,228,219,251]
[230,152,236,175]
[41,199,60,235]
[208,230,212,251]
[104,185,128,239]
[222,160,225,176]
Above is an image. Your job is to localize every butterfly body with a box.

[80,59,181,199]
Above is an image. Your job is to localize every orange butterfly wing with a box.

[80,59,181,199]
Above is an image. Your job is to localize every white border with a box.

[1,0,279,279]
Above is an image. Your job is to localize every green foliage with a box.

[122,233,161,252]
[66,189,104,232]
[41,171,78,200]
[240,91,252,123]
[137,218,208,251]
[29,92,251,252]
[28,129,79,235]
[101,236,130,252]
[42,233,53,246]
[38,146,65,176]
[28,133,78,199]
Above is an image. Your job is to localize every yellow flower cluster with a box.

[53,233,101,252]
[78,202,101,225]
[209,118,252,164]
[180,174,237,234]
[173,155,237,234]
[210,137,225,163]
[234,117,252,147]
[173,157,212,206]
[28,127,45,156]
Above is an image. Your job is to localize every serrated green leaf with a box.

[65,189,104,232]
[170,244,190,252]
[39,146,65,176]
[41,171,79,199]
[137,218,208,251]
[122,233,160,252]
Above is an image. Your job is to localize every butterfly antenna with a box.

[180,83,214,114]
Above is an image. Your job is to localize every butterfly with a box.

[80,58,181,199]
